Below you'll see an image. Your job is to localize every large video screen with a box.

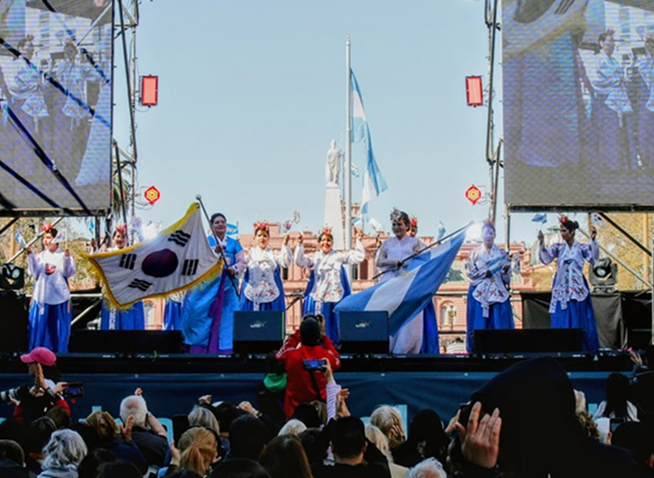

[504,0,654,210]
[0,0,112,215]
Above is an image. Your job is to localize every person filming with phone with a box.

[276,314,341,420]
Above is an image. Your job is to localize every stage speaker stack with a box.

[338,311,389,354]
[69,330,184,355]
[0,291,29,352]
[233,311,285,355]
[472,328,584,355]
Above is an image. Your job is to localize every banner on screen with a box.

[0,0,113,214]
[503,0,654,210]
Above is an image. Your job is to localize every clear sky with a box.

[111,0,551,245]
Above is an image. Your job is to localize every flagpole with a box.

[345,35,353,250]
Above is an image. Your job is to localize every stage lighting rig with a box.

[590,257,617,293]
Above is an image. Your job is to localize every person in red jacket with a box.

[276,314,341,420]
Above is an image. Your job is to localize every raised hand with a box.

[454,401,502,469]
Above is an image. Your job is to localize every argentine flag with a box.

[351,70,388,215]
[335,225,468,337]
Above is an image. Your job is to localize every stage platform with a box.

[0,352,634,426]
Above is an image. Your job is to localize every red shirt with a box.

[277,329,341,420]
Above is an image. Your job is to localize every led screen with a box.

[0,0,112,214]
[503,0,654,210]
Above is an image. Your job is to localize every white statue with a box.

[326,139,342,186]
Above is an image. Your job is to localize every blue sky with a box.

[112,0,548,244]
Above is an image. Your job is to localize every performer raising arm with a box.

[27,224,76,353]
[295,227,365,343]
[538,217,600,351]
[465,220,514,352]
[240,221,292,312]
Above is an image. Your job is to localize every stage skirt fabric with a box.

[466,285,514,352]
[551,295,600,352]
[28,301,72,353]
[100,302,145,330]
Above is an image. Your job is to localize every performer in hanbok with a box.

[538,217,600,351]
[294,226,365,343]
[465,220,514,352]
[26,224,75,353]
[240,221,292,312]
[376,209,438,354]
[99,225,145,330]
[163,292,185,331]
[408,216,418,238]
[182,212,245,354]
[636,36,654,169]
[591,29,636,172]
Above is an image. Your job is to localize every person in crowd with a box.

[210,458,271,478]
[629,345,654,426]
[26,417,57,474]
[38,429,87,478]
[27,225,76,353]
[240,221,292,312]
[162,427,218,478]
[311,416,391,478]
[119,392,168,468]
[537,216,600,351]
[276,315,341,420]
[392,409,449,469]
[278,419,307,437]
[405,458,446,478]
[0,438,33,478]
[227,415,270,462]
[370,406,406,452]
[591,29,637,172]
[594,372,639,422]
[611,422,654,471]
[98,225,145,330]
[84,411,147,474]
[365,424,408,478]
[465,220,514,352]
[94,459,142,478]
[376,209,438,354]
[77,449,118,478]
[295,227,365,343]
[450,357,649,477]
[259,434,313,478]
[256,352,287,428]
[0,347,70,425]
[46,406,71,430]
[182,212,246,354]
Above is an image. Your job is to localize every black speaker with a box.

[0,291,28,352]
[0,264,25,290]
[233,311,285,355]
[68,330,184,354]
[472,328,584,355]
[338,311,389,354]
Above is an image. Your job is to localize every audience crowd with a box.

[2,331,654,478]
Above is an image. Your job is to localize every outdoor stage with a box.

[0,351,634,427]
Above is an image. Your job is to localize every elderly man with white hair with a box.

[406,458,447,478]
[119,390,168,468]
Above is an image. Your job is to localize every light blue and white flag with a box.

[531,213,547,224]
[335,225,468,336]
[351,70,388,215]
[14,230,26,247]
[88,220,95,237]
[437,221,446,241]
[226,223,239,238]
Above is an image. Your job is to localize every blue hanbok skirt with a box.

[239,268,287,313]
[100,302,145,330]
[551,295,600,352]
[28,301,72,353]
[163,299,183,331]
[466,285,514,352]
[302,268,351,343]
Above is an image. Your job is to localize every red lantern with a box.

[144,186,161,205]
[465,185,482,205]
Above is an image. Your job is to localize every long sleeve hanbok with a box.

[591,52,636,171]
[295,240,365,342]
[376,236,439,354]
[240,244,292,312]
[27,248,75,352]
[539,239,600,351]
[182,236,246,354]
[100,247,145,331]
[465,244,514,352]
[637,54,654,167]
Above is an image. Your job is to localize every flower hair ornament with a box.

[115,224,127,235]
[390,208,402,223]
[319,225,333,239]
[41,222,53,233]
[482,219,495,230]
[410,216,418,228]
[558,215,569,224]
[253,221,270,234]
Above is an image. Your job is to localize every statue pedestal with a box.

[324,183,345,250]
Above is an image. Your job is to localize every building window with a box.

[359,259,369,280]
[440,304,457,326]
[282,267,289,280]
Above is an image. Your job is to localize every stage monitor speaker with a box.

[338,311,389,354]
[68,330,184,354]
[0,291,28,352]
[233,311,285,355]
[472,328,584,355]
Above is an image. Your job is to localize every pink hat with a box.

[20,347,57,366]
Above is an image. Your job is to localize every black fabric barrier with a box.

[522,291,651,349]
